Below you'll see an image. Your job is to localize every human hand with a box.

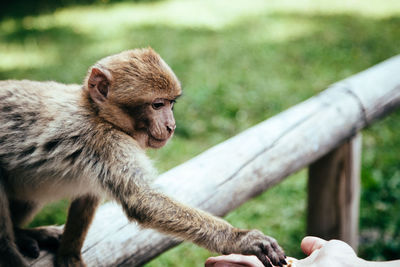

[295,236,362,267]
[205,254,265,267]
[204,236,361,267]
[205,236,400,267]
[205,254,296,267]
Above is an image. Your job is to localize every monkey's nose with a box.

[166,124,176,134]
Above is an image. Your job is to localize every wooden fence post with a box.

[307,133,361,250]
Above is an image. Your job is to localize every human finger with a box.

[205,254,264,267]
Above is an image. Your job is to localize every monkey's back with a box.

[0,80,103,202]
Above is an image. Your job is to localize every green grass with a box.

[1,0,399,265]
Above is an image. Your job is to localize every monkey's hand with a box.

[232,229,286,267]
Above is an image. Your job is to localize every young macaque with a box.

[0,48,286,267]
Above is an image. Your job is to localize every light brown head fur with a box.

[83,48,182,149]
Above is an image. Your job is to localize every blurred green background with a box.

[1,0,399,265]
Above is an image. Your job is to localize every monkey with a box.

[0,48,286,267]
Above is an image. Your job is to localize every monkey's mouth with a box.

[148,135,169,149]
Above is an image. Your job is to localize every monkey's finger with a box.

[276,252,287,266]
[276,248,287,264]
[269,241,287,265]
[260,243,285,267]
[255,251,273,267]
[16,235,40,259]
[258,236,286,266]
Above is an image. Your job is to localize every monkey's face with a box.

[84,48,182,149]
[147,98,176,148]
[129,98,177,149]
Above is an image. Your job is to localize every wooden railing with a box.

[32,55,400,266]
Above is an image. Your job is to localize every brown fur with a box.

[0,48,285,267]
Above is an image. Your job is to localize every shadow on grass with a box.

[0,0,163,20]
[0,9,399,262]
[2,24,84,44]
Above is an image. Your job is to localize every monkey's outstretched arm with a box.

[101,166,286,267]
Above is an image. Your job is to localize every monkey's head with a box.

[84,48,182,149]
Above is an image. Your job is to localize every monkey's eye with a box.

[152,102,164,110]
[170,100,176,110]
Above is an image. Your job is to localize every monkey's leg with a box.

[10,199,41,227]
[15,226,63,258]
[10,200,62,258]
[0,184,29,267]
[56,195,100,267]
[9,199,45,258]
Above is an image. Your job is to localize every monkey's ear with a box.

[88,67,111,104]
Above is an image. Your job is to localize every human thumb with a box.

[300,236,327,256]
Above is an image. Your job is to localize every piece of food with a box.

[284,257,297,267]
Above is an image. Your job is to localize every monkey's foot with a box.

[15,226,63,258]
[56,254,87,267]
